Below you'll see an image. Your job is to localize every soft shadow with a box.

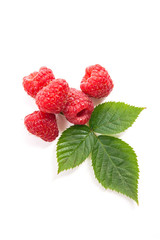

[23,93,36,109]
[90,97,106,107]
[56,114,71,132]
[51,140,59,180]
[23,126,53,149]
[57,166,78,178]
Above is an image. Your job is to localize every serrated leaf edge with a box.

[91,134,139,204]
[89,101,145,134]
[56,125,93,174]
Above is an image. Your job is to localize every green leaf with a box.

[57,125,95,173]
[89,102,144,134]
[91,135,139,203]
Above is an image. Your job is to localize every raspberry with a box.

[63,88,94,125]
[24,111,59,142]
[35,79,69,114]
[80,64,114,98]
[23,66,55,98]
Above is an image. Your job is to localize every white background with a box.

[0,0,160,239]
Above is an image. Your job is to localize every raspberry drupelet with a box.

[63,88,94,125]
[24,111,59,142]
[23,66,55,98]
[36,79,69,114]
[80,64,113,98]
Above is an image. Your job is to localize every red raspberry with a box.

[24,111,59,142]
[63,88,94,125]
[80,64,114,98]
[35,79,69,114]
[23,67,55,98]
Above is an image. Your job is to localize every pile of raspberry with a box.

[23,64,114,142]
